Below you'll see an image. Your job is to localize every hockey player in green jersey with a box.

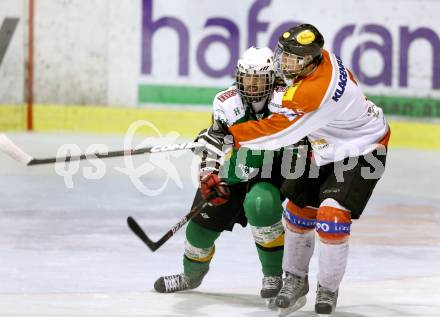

[154,47,298,306]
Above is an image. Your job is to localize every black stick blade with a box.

[127,216,159,252]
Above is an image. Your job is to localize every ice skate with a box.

[154,270,207,293]
[260,275,282,309]
[275,273,308,317]
[315,283,338,316]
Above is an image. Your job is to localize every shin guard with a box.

[244,182,284,277]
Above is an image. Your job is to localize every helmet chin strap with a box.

[251,97,268,113]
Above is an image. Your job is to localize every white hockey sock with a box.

[282,229,315,277]
[318,239,349,292]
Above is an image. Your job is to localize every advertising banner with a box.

[139,0,440,116]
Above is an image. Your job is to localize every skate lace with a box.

[262,276,281,290]
[163,274,189,292]
[279,274,304,297]
[316,285,337,305]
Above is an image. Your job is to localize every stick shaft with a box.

[127,197,211,252]
[29,142,204,165]
[0,134,204,166]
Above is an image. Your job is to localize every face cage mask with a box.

[236,72,274,105]
[275,47,310,85]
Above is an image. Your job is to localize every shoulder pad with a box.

[213,86,246,126]
[216,88,239,102]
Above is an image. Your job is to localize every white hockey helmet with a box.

[235,47,275,105]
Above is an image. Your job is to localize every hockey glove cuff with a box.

[200,173,230,206]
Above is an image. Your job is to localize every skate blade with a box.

[266,298,277,310]
[278,296,307,317]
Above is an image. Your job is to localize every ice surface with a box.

[0,132,439,317]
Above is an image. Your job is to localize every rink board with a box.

[0,104,439,149]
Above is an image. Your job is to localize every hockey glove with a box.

[193,120,232,176]
[200,173,230,206]
[194,127,225,157]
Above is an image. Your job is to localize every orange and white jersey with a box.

[229,50,390,166]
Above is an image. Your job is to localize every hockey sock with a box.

[316,198,351,292]
[282,228,315,277]
[317,239,349,292]
[282,201,317,277]
[256,244,283,277]
[183,220,220,279]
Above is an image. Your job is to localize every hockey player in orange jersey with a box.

[204,24,390,316]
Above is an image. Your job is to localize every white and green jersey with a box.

[212,85,287,185]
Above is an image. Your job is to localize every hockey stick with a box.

[0,133,205,166]
[127,192,217,252]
